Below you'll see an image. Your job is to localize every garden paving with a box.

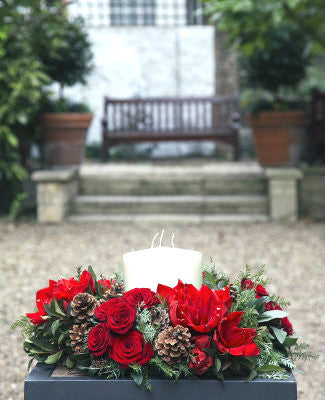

[0,220,324,400]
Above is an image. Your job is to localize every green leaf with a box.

[27,358,34,371]
[203,347,216,357]
[130,370,143,387]
[58,332,68,346]
[258,310,288,323]
[65,357,74,369]
[215,357,221,372]
[44,303,57,317]
[283,337,298,347]
[248,296,268,313]
[257,365,286,373]
[53,299,66,317]
[271,327,287,344]
[51,319,61,335]
[25,337,57,351]
[45,350,63,364]
[245,369,257,382]
[88,265,103,296]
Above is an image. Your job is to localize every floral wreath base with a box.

[13,265,317,390]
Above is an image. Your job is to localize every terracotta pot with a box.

[247,110,306,166]
[42,113,92,167]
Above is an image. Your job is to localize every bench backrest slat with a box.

[103,95,238,134]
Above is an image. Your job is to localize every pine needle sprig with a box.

[231,289,256,312]
[11,316,35,338]
[279,357,295,370]
[97,359,122,379]
[269,295,291,308]
[113,266,124,284]
[258,371,289,380]
[149,356,181,380]
[288,342,319,362]
[135,308,159,342]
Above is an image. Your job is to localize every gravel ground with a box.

[0,220,324,400]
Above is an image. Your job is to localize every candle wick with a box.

[151,232,159,248]
[171,233,175,248]
[159,229,165,247]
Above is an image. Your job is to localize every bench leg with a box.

[233,129,240,161]
[102,134,109,162]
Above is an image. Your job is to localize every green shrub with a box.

[240,25,311,112]
[0,1,93,216]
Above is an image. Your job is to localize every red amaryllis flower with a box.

[95,298,136,334]
[98,278,113,290]
[26,280,57,325]
[157,280,232,333]
[213,311,260,356]
[124,288,159,309]
[191,335,212,350]
[26,270,97,325]
[78,270,96,294]
[109,330,154,368]
[189,347,213,376]
[265,301,293,336]
[88,323,111,357]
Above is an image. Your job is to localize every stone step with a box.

[79,163,266,196]
[69,214,269,223]
[72,194,268,215]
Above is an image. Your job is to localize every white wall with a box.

[65,26,215,144]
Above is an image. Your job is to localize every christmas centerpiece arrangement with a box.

[14,264,316,389]
[14,232,317,390]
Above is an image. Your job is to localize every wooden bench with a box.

[101,95,240,160]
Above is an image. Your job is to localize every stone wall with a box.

[65,26,215,143]
[214,32,238,95]
[299,167,325,220]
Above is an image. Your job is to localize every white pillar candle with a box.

[123,246,203,291]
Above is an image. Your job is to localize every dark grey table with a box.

[25,362,297,400]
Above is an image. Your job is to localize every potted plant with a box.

[241,25,311,166]
[202,0,325,166]
[31,15,93,167]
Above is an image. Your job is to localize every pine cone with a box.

[155,325,191,365]
[101,282,125,302]
[69,323,89,353]
[70,293,99,324]
[151,306,170,330]
[92,359,107,369]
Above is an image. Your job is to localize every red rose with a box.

[191,335,212,350]
[255,284,269,297]
[241,278,254,290]
[101,298,136,334]
[109,330,154,368]
[94,299,119,322]
[158,280,232,333]
[265,301,293,336]
[189,347,213,376]
[88,323,111,356]
[213,311,260,356]
[124,288,159,309]
[281,317,293,336]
